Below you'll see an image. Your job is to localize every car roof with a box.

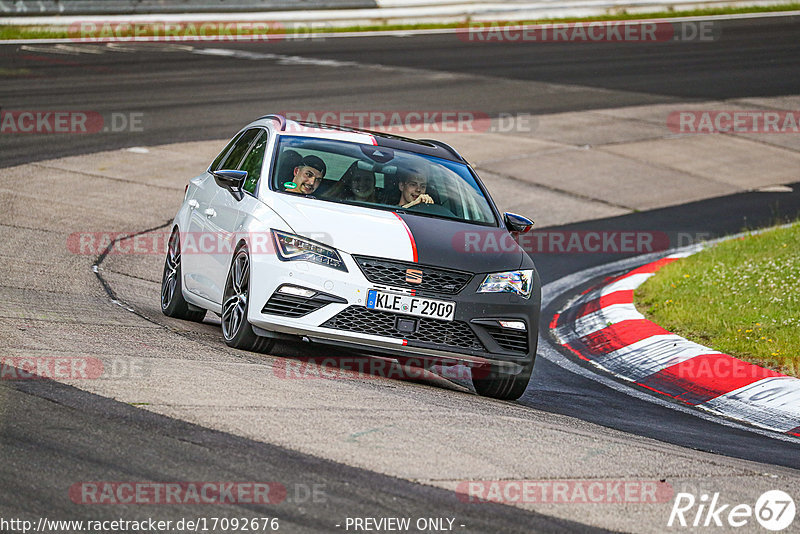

[252,114,468,164]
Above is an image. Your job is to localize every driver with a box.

[285,155,326,195]
[397,169,434,208]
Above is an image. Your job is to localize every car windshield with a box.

[271,135,498,226]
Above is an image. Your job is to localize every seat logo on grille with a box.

[405,269,423,284]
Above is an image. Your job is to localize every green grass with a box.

[635,223,800,377]
[1,3,800,41]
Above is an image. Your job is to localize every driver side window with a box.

[215,128,261,171]
[238,131,268,194]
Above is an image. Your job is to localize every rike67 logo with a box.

[668,490,796,531]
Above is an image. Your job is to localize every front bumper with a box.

[248,251,540,368]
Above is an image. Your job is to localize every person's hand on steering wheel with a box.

[401,193,434,208]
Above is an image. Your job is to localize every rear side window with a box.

[216,129,261,171]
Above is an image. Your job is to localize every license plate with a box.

[366,290,455,321]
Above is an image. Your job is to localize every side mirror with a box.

[504,212,534,233]
[213,169,247,201]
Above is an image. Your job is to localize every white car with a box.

[161,115,540,400]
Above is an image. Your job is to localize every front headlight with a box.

[477,269,533,299]
[272,230,347,272]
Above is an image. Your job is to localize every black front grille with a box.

[322,306,485,352]
[483,325,529,353]
[354,256,472,295]
[262,288,345,318]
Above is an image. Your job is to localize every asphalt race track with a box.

[1,14,800,533]
[2,15,799,167]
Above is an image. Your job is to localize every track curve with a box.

[2,16,800,532]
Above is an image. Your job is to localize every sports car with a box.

[161,115,541,400]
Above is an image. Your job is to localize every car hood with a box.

[269,195,526,273]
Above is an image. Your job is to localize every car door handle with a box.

[204,208,217,218]
[188,199,199,209]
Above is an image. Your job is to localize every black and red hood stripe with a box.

[393,212,531,273]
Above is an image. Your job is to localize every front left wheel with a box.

[221,245,275,353]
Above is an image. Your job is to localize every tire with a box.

[221,244,275,353]
[472,355,535,401]
[161,229,206,322]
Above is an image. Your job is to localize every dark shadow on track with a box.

[0,371,606,533]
